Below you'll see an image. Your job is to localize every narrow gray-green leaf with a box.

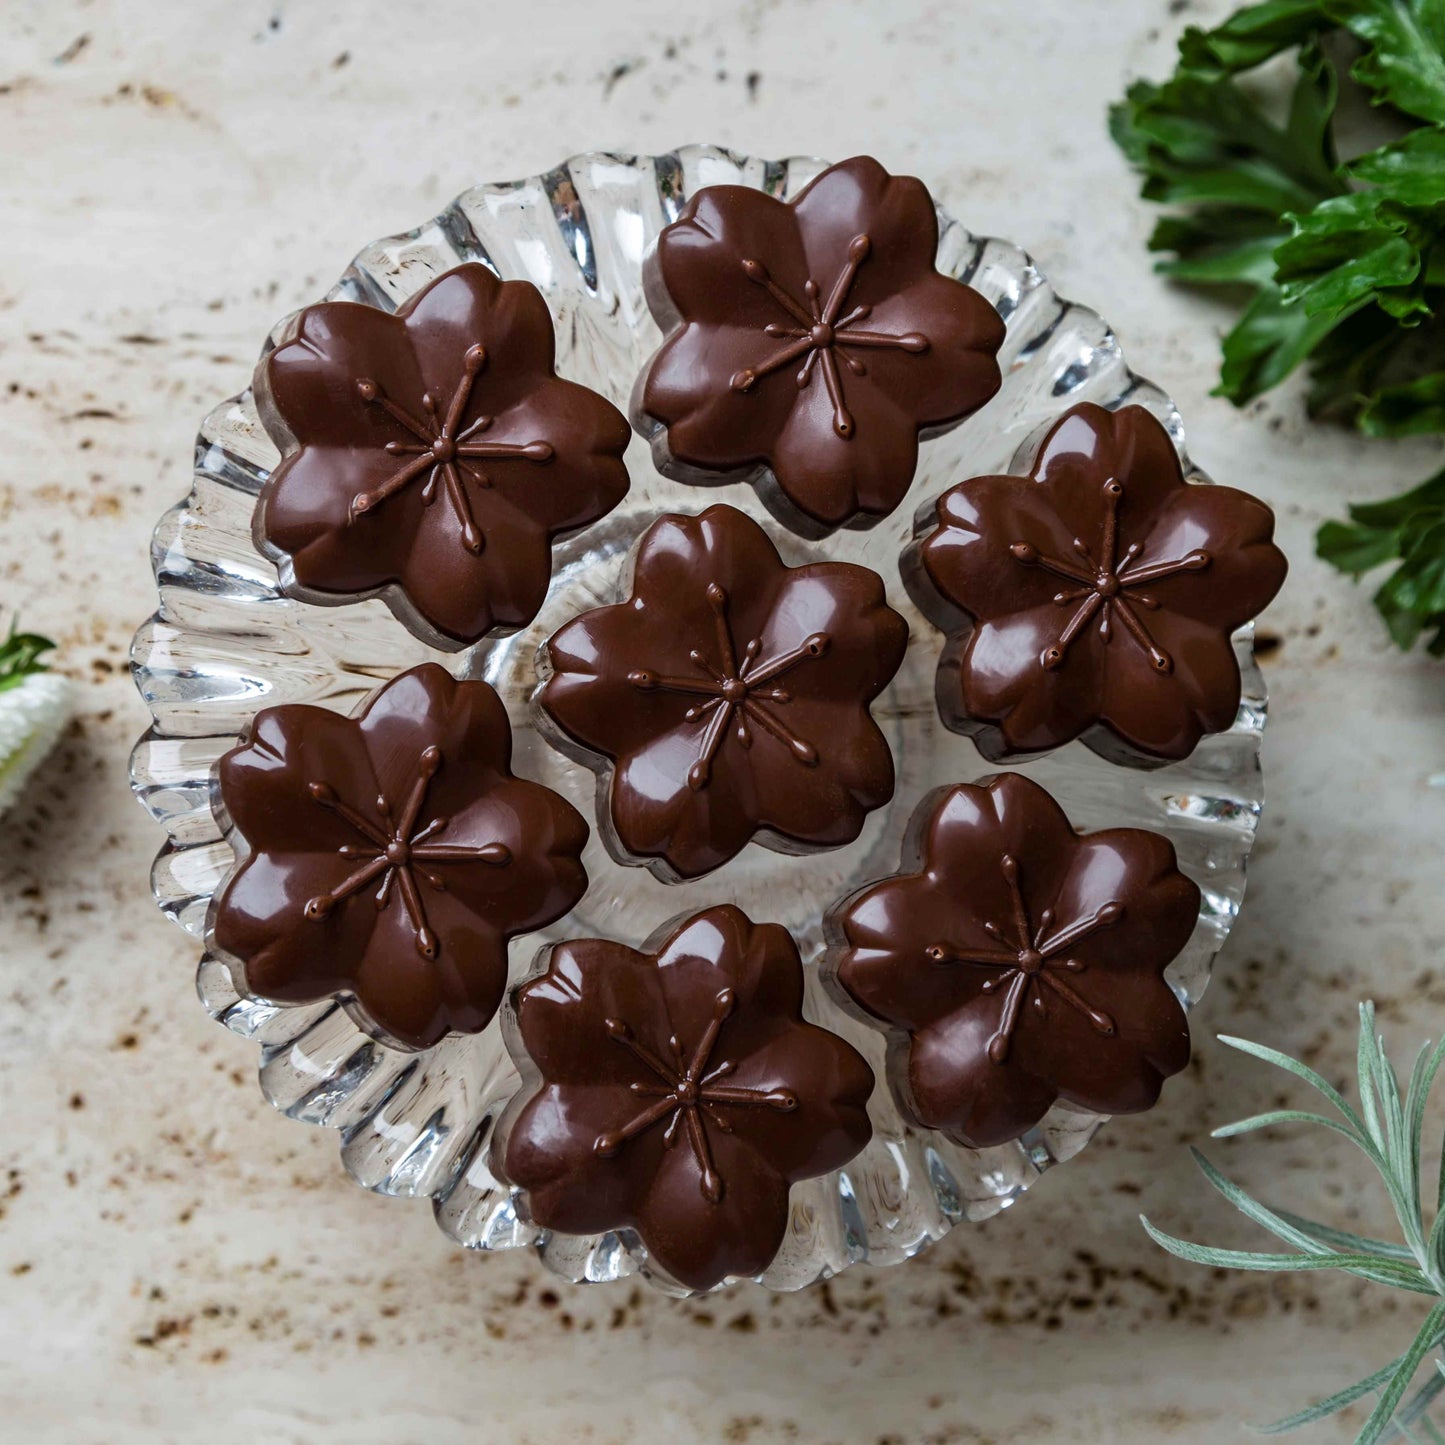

[1356,1303,1445,1445]
[1140,1217,1431,1284]
[1362,1003,1388,1149]
[1270,1209,1418,1262]
[1259,1354,1409,1434]
[1212,1108,1364,1144]
[1219,1032,1369,1134]
[1190,1147,1333,1254]
[1388,1364,1445,1438]
[1407,1038,1445,1234]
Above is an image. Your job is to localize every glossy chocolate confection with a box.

[829,773,1197,1149]
[912,402,1287,765]
[538,503,909,881]
[638,155,1005,535]
[212,664,589,1051]
[255,263,632,648]
[501,904,875,1291]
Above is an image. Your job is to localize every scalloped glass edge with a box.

[129,146,1268,1296]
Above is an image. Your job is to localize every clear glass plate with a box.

[129,146,1268,1294]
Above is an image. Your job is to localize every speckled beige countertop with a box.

[2,1,1443,1441]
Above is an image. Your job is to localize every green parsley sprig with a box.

[1144,1004,1445,1443]
[1110,1,1445,652]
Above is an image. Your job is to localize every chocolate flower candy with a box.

[502,904,874,1291]
[916,402,1287,764]
[639,155,1005,535]
[539,504,908,881]
[255,263,632,647]
[831,773,1197,1149]
[212,664,588,1051]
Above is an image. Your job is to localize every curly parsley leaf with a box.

[1176,0,1337,74]
[1350,124,1445,203]
[1219,281,1352,400]
[1113,2,1445,651]
[1341,0,1445,123]
[1276,191,1442,323]
[1360,368,1445,433]
[1317,467,1445,651]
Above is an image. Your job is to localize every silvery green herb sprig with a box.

[1145,1004,1445,1443]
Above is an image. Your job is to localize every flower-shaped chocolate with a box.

[831,773,1197,1149]
[212,664,589,1051]
[502,905,874,1290]
[639,155,1005,534]
[255,263,632,647]
[538,504,908,880]
[915,402,1287,763]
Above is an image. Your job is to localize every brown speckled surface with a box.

[2,1,1442,1440]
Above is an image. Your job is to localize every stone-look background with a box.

[1,2,1441,1441]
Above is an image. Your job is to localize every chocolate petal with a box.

[504,1080,654,1231]
[1034,404,1187,530]
[402,265,557,412]
[1093,614,1241,758]
[959,610,1106,753]
[923,473,1081,623]
[264,302,424,451]
[215,851,377,1006]
[263,445,424,597]
[836,876,966,1032]
[633,1128,793,1290]
[513,939,673,1088]
[645,322,797,471]
[432,777,588,933]
[347,889,508,1049]
[352,665,507,798]
[1132,485,1288,630]
[218,704,380,854]
[653,909,804,1037]
[1019,975,1190,1119]
[720,1023,874,1180]
[636,505,786,599]
[536,646,644,767]
[841,275,1004,429]
[766,377,919,528]
[792,158,941,299]
[745,705,892,847]
[609,733,760,878]
[483,379,632,530]
[762,562,908,704]
[654,187,811,330]
[398,501,552,641]
[907,1004,1061,1147]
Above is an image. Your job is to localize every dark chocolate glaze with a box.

[538,503,908,881]
[255,263,632,648]
[828,772,1196,1149]
[909,403,1287,765]
[212,664,589,1051]
[637,156,1005,536]
[501,904,874,1291]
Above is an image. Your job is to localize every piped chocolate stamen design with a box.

[303,744,511,959]
[626,582,828,792]
[352,343,554,554]
[1009,477,1211,675]
[925,853,1121,1064]
[594,987,798,1204]
[730,235,930,439]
